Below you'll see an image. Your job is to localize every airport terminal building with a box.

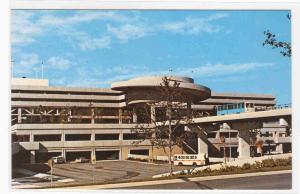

[11,76,292,164]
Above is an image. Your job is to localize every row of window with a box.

[13,133,144,142]
[174,155,197,160]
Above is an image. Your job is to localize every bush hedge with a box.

[191,157,291,176]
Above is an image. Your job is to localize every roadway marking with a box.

[49,170,291,190]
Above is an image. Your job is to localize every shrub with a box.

[262,158,276,167]
[275,159,288,166]
[241,163,251,170]
[202,167,212,173]
[254,161,262,168]
[226,165,238,172]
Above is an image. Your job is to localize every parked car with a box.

[51,156,65,164]
[75,157,90,163]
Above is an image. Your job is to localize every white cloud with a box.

[47,56,72,70]
[13,53,41,76]
[174,62,273,78]
[104,62,273,84]
[18,53,40,67]
[160,13,228,35]
[11,11,229,51]
[78,35,111,51]
[38,11,133,27]
[54,61,271,88]
[11,11,44,45]
[107,24,151,42]
[11,11,129,49]
[67,78,108,88]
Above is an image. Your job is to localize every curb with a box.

[48,170,291,190]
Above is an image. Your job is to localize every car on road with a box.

[75,157,90,163]
[51,156,65,164]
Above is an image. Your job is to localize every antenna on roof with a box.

[168,68,173,77]
[41,61,44,79]
[11,59,14,78]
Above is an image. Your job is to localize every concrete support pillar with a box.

[223,122,231,130]
[29,133,34,142]
[118,108,123,124]
[91,148,96,161]
[197,131,208,155]
[132,107,137,123]
[238,129,251,159]
[91,133,95,141]
[61,132,65,141]
[91,108,95,124]
[18,108,22,123]
[215,131,220,139]
[61,149,66,158]
[68,110,71,123]
[150,105,156,122]
[30,151,35,164]
[119,132,123,140]
[276,144,283,154]
[279,118,288,127]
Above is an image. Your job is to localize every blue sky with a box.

[11,10,291,104]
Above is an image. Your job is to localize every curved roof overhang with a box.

[111,76,211,104]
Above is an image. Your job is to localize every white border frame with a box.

[2,1,300,194]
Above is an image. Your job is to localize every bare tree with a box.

[219,135,227,164]
[255,139,264,157]
[263,13,291,57]
[132,76,194,175]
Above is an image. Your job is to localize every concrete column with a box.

[279,118,288,127]
[132,107,137,123]
[91,108,95,124]
[18,108,22,123]
[29,133,34,142]
[30,151,35,164]
[238,129,251,159]
[215,131,220,139]
[119,132,123,140]
[197,131,208,155]
[223,123,231,130]
[61,149,66,158]
[61,132,65,141]
[276,144,283,154]
[118,108,123,124]
[91,133,95,141]
[91,148,96,161]
[68,110,71,123]
[150,105,156,122]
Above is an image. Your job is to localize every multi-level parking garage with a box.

[11,76,291,164]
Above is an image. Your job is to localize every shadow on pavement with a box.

[180,177,212,189]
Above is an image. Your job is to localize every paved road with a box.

[119,173,292,190]
[12,161,193,187]
[52,161,191,183]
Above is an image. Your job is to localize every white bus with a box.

[173,154,209,166]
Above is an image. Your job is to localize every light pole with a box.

[11,60,14,78]
[229,127,231,161]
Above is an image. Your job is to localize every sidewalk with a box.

[48,170,291,190]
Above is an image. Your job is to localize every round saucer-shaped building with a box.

[111,76,211,104]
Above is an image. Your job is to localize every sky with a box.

[11,10,291,104]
